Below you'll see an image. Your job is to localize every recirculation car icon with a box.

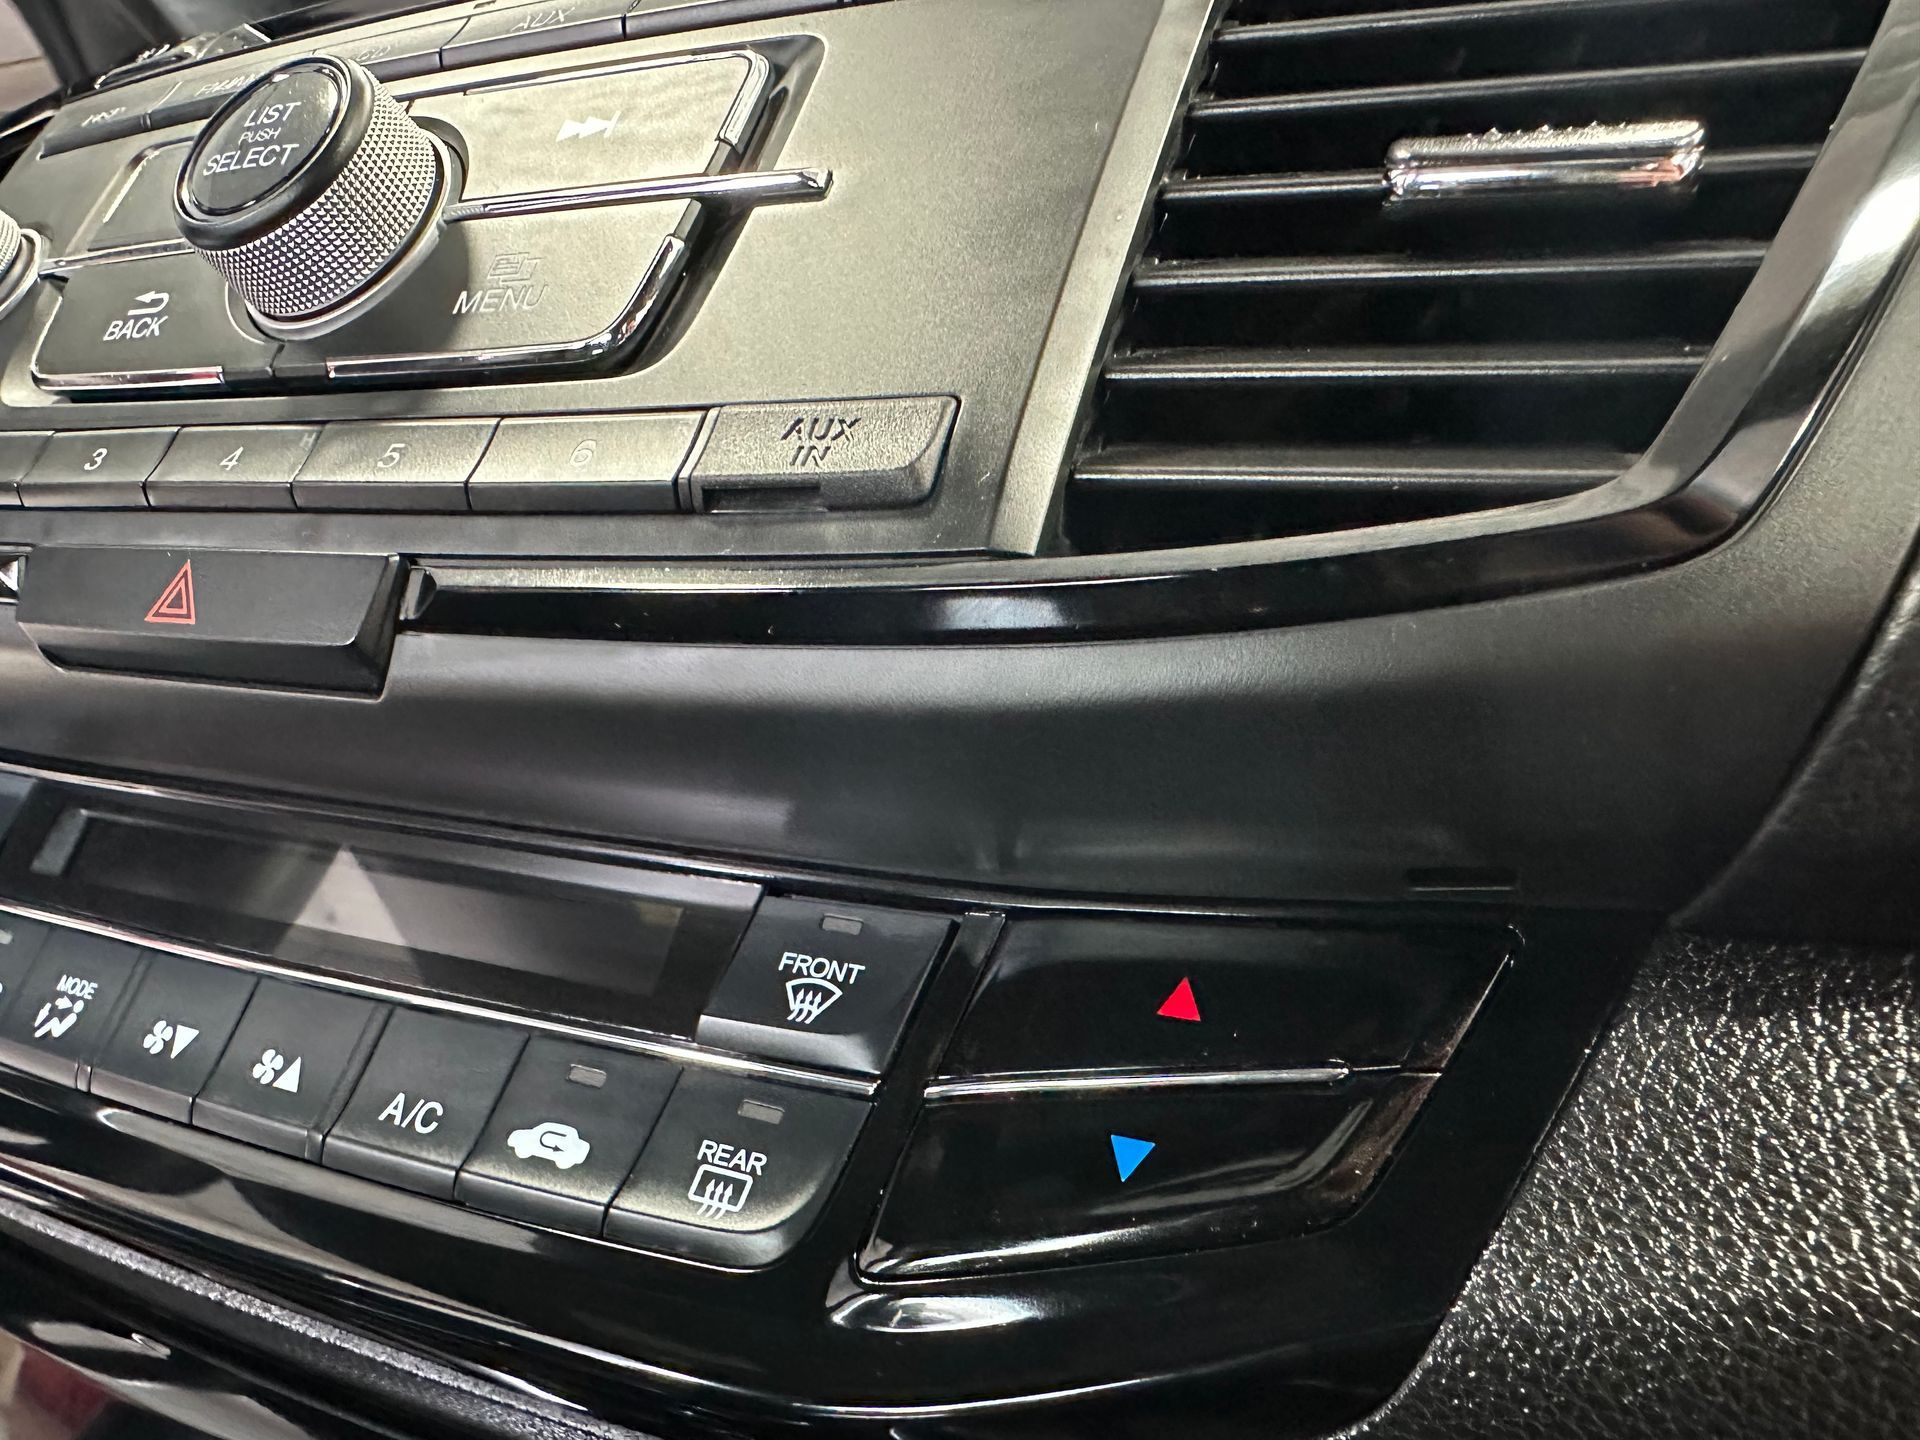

[507,1121,593,1169]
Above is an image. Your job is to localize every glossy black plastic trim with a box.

[409,0,1920,643]
[0,1254,405,1440]
[0,759,1649,1434]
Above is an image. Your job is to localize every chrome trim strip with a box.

[443,166,830,222]
[46,169,824,274]
[1385,120,1707,202]
[922,1065,1350,1099]
[30,363,225,393]
[719,49,774,152]
[988,0,1225,554]
[323,230,688,379]
[41,237,192,275]
[0,898,879,1099]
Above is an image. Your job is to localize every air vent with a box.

[1065,0,1891,554]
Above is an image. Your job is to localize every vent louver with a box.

[1065,0,1891,555]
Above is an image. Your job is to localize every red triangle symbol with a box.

[144,560,197,626]
[1156,976,1202,1023]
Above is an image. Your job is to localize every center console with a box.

[0,0,1916,1435]
[0,765,1644,1435]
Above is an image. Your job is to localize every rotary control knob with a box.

[174,55,455,339]
[0,208,42,325]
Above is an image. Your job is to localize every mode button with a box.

[695,898,950,1076]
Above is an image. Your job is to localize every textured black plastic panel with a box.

[1688,542,1920,942]
[1341,932,1920,1440]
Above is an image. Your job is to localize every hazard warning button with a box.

[16,546,400,691]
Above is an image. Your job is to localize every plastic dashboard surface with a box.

[0,0,1914,918]
[0,0,1159,558]
[0,0,1913,1436]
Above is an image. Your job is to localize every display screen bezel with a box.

[0,785,761,1041]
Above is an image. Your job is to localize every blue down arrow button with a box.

[1109,1133,1156,1182]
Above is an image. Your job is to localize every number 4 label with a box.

[219,446,245,471]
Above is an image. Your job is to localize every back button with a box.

[17,547,402,692]
[31,252,279,395]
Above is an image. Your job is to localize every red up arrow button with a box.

[1156,976,1202,1023]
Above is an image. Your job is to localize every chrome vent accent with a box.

[1065,0,1891,555]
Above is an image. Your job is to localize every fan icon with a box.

[251,1049,287,1085]
[142,1020,175,1056]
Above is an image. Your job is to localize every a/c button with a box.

[323,1011,527,1199]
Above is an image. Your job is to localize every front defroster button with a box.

[696,897,951,1075]
[605,1069,867,1266]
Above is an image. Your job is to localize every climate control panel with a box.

[0,765,1639,1426]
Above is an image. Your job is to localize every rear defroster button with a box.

[605,1069,868,1266]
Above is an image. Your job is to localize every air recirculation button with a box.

[173,55,455,340]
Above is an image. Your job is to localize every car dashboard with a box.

[0,0,1913,1437]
